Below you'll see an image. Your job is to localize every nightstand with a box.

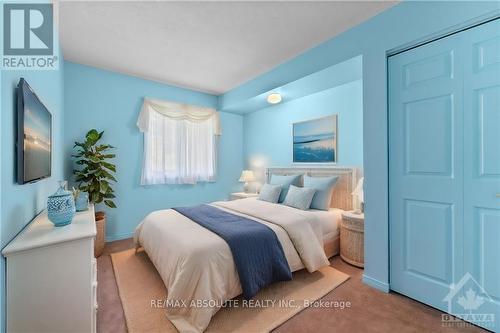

[340,211,365,268]
[230,192,258,200]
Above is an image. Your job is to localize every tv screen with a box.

[17,78,52,184]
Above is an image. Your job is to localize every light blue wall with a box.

[1,65,65,332]
[223,55,362,114]
[0,64,2,333]
[243,79,363,184]
[63,62,244,241]
[221,1,500,291]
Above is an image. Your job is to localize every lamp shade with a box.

[351,177,364,203]
[239,170,255,182]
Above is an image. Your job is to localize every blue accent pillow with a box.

[303,175,339,210]
[283,185,316,210]
[270,174,302,203]
[258,184,282,203]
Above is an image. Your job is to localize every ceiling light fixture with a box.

[267,93,282,104]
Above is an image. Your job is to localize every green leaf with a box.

[90,192,99,204]
[86,129,100,146]
[86,129,99,139]
[102,170,117,182]
[96,144,114,152]
[101,161,116,172]
[74,174,87,182]
[100,181,109,194]
[104,200,117,208]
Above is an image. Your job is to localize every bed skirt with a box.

[324,235,340,259]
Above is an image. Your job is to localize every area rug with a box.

[111,249,349,333]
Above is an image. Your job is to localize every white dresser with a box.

[2,206,97,333]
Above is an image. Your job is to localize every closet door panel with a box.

[463,19,500,331]
[389,32,464,312]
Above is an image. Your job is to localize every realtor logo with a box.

[1,3,57,69]
[3,3,53,55]
[442,272,495,329]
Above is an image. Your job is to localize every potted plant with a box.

[73,129,117,257]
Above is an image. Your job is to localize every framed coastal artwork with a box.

[293,115,337,163]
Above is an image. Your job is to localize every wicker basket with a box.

[94,212,106,258]
[340,212,364,268]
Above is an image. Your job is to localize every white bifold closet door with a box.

[389,18,499,331]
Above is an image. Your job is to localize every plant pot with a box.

[94,211,106,257]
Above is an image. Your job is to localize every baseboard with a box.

[106,232,134,242]
[362,274,390,293]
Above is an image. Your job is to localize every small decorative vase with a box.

[75,192,89,212]
[47,181,76,227]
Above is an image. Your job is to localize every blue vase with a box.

[75,192,89,212]
[47,181,76,227]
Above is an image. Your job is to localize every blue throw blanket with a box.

[173,204,292,299]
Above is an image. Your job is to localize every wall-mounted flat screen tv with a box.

[17,78,52,184]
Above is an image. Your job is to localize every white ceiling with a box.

[59,1,398,95]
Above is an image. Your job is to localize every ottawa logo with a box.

[442,272,496,329]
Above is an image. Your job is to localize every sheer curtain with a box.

[137,98,220,185]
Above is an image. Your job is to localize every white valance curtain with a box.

[137,98,221,135]
[137,98,221,185]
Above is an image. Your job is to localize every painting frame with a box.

[292,114,338,164]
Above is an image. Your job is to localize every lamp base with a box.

[243,182,250,193]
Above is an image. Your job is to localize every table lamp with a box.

[238,170,255,193]
[351,177,364,214]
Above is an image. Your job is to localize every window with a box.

[137,98,221,185]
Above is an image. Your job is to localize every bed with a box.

[265,166,358,258]
[134,167,358,333]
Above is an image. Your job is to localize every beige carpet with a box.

[111,249,349,333]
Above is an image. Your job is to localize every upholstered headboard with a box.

[266,167,359,211]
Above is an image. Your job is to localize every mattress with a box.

[246,197,342,242]
[308,208,343,241]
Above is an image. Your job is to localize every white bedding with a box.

[237,198,342,240]
[308,207,343,240]
[134,198,330,333]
